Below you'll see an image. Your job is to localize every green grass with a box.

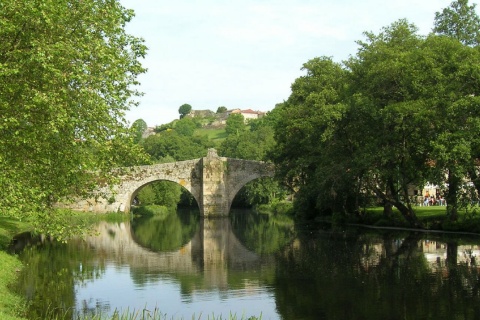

[131,205,172,218]
[194,128,227,145]
[0,216,31,320]
[0,217,31,250]
[0,251,26,320]
[0,211,130,320]
[366,205,449,218]
[362,205,480,233]
[72,309,261,320]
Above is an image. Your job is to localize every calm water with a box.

[12,209,480,319]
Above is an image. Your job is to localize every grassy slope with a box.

[0,217,31,320]
[194,127,227,147]
[193,125,252,148]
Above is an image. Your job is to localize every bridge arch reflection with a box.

[129,209,199,252]
[83,215,267,289]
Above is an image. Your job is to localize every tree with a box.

[137,181,182,208]
[0,0,147,228]
[216,106,227,113]
[432,0,480,218]
[346,20,428,226]
[220,116,285,206]
[271,56,351,218]
[433,0,480,46]
[141,130,213,162]
[271,17,480,226]
[225,113,245,135]
[131,119,148,144]
[419,35,480,219]
[174,117,197,137]
[221,124,274,160]
[178,103,192,118]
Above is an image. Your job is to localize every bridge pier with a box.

[201,148,230,216]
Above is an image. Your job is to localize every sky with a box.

[120,0,461,127]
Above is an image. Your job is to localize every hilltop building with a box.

[184,108,266,128]
[227,108,266,121]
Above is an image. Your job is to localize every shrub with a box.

[132,205,170,218]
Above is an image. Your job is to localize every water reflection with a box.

[131,209,199,252]
[12,211,480,320]
[87,214,270,281]
[275,229,480,320]
[75,211,281,318]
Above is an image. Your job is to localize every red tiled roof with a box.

[241,109,265,114]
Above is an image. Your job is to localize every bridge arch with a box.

[114,158,203,213]
[128,179,201,213]
[224,159,275,212]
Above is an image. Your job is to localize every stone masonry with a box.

[67,149,274,217]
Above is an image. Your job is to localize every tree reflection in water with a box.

[274,228,480,320]
[131,208,199,252]
[11,211,480,320]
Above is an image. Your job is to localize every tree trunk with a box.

[383,178,394,218]
[383,201,393,218]
[372,186,422,228]
[393,200,422,228]
[446,168,460,221]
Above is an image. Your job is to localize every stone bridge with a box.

[70,149,274,217]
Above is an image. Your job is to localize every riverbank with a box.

[359,206,480,234]
[258,202,480,234]
[0,217,31,320]
[0,211,130,320]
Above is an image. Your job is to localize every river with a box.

[11,209,480,319]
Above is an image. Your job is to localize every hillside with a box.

[193,127,228,147]
[148,108,263,148]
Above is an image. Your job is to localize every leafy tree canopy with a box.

[141,130,213,162]
[271,12,480,224]
[433,0,480,46]
[216,106,227,113]
[174,117,197,137]
[178,103,192,118]
[225,113,246,135]
[131,119,148,143]
[136,181,182,208]
[0,0,148,229]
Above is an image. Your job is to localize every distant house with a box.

[227,109,265,122]
[185,108,267,127]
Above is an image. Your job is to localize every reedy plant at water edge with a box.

[44,307,262,320]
